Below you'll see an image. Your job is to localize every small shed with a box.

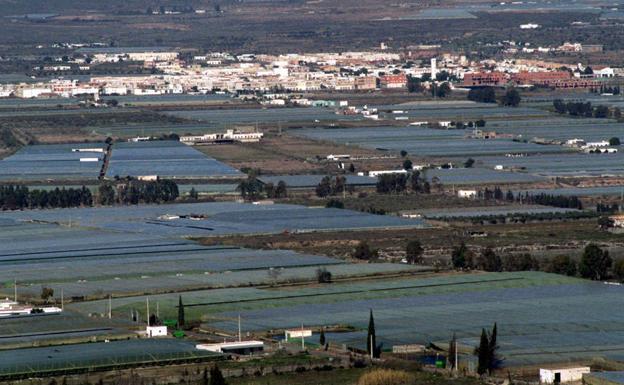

[146,326,167,337]
[540,367,590,383]
[284,329,312,342]
[196,341,264,355]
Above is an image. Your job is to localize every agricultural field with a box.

[195,272,624,367]
[105,140,243,179]
[486,118,624,142]
[1,201,428,237]
[196,134,382,175]
[423,168,545,185]
[101,93,232,107]
[0,339,218,377]
[294,126,572,157]
[165,107,362,128]
[68,271,624,368]
[259,175,377,189]
[416,205,582,219]
[95,122,223,138]
[373,101,551,121]
[0,310,133,350]
[477,152,624,177]
[516,185,624,197]
[0,142,105,181]
[1,219,421,298]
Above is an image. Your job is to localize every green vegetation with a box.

[376,172,430,195]
[178,296,185,328]
[264,181,288,199]
[474,323,500,375]
[0,185,92,210]
[553,100,621,119]
[352,241,378,261]
[98,179,179,205]
[405,240,424,264]
[236,175,264,201]
[367,309,380,358]
[468,87,496,104]
[316,268,333,284]
[499,88,521,107]
[210,365,227,385]
[579,243,612,280]
[316,176,346,198]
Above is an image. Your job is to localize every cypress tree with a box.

[367,309,377,358]
[476,328,489,375]
[488,323,500,374]
[448,332,457,369]
[209,365,226,385]
[178,295,185,328]
[319,327,326,346]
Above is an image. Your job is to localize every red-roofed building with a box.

[462,72,508,87]
[379,74,407,89]
[511,71,571,86]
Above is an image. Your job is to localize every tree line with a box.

[98,178,179,205]
[468,87,521,107]
[451,242,615,281]
[479,187,583,209]
[316,176,347,198]
[237,174,289,201]
[553,99,621,119]
[0,185,92,210]
[376,172,432,194]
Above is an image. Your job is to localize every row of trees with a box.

[98,179,179,205]
[468,87,521,107]
[553,100,621,119]
[375,172,432,194]
[468,87,497,103]
[475,323,501,375]
[237,175,290,201]
[451,242,614,281]
[316,176,347,198]
[264,181,288,199]
[596,85,621,95]
[0,185,92,210]
[479,187,583,209]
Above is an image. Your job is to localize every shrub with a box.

[357,369,413,385]
[316,268,332,283]
[353,241,377,260]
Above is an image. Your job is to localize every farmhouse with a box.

[180,129,264,144]
[539,367,590,384]
[196,341,264,355]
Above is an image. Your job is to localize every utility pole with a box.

[146,297,150,326]
[238,314,242,342]
[13,278,17,302]
[108,294,112,319]
[455,338,459,373]
[301,323,305,351]
[156,301,159,319]
[61,288,64,311]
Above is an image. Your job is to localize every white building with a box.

[326,154,351,161]
[196,341,264,354]
[368,169,408,177]
[0,299,62,317]
[146,326,167,337]
[180,129,263,144]
[540,367,590,384]
[457,190,477,198]
[284,329,312,341]
[15,86,52,98]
